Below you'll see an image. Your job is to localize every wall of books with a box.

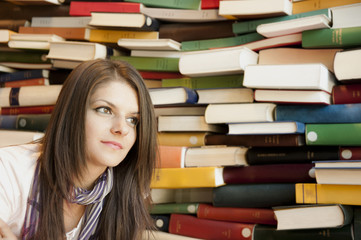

[1,0,361,239]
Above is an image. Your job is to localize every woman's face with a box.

[84,80,139,175]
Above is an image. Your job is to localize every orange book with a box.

[2,77,48,88]
[293,0,361,14]
[18,26,89,40]
[157,145,187,168]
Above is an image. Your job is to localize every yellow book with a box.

[151,167,225,189]
[293,0,361,14]
[296,183,361,206]
[87,28,159,43]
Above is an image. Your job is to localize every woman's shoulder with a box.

[0,143,41,169]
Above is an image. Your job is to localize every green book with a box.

[124,0,201,10]
[150,203,199,214]
[111,56,179,72]
[162,75,244,89]
[181,32,264,51]
[302,26,361,48]
[0,51,50,63]
[232,8,329,35]
[306,123,361,146]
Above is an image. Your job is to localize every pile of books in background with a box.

[1,0,361,239]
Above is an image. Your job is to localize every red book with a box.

[157,145,187,168]
[0,105,55,115]
[69,1,141,16]
[139,71,184,80]
[201,0,220,9]
[223,163,315,184]
[339,147,361,160]
[197,203,277,225]
[332,83,361,104]
[2,78,48,88]
[169,214,255,240]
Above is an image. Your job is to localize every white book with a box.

[205,103,276,124]
[51,59,82,69]
[158,115,226,132]
[196,88,254,104]
[330,3,361,29]
[254,89,332,105]
[185,146,248,167]
[243,63,337,93]
[0,64,16,73]
[0,130,44,148]
[8,34,65,50]
[31,16,91,28]
[0,85,62,107]
[131,50,184,58]
[4,0,60,5]
[117,38,181,51]
[0,29,16,43]
[47,41,108,61]
[219,0,293,19]
[257,14,331,38]
[141,7,226,22]
[334,49,361,81]
[240,33,302,51]
[228,121,305,135]
[179,46,258,77]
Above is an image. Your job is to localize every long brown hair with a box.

[35,59,157,239]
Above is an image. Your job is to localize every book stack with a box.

[2,0,361,239]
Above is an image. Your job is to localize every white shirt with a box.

[0,143,82,239]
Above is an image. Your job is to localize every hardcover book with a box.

[332,83,361,104]
[148,87,198,105]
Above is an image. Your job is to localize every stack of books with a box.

[1,0,361,239]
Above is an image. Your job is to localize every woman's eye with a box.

[126,117,139,127]
[95,107,112,114]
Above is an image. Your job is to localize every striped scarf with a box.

[22,164,113,240]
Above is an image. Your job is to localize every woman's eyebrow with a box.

[92,99,140,114]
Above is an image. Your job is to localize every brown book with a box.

[18,26,89,41]
[0,19,29,32]
[159,20,236,42]
[205,134,305,147]
[0,2,69,19]
[2,77,48,87]
[332,83,361,104]
[223,163,315,184]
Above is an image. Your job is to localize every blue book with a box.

[148,87,198,106]
[275,104,361,123]
[0,115,17,129]
[0,69,49,83]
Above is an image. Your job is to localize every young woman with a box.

[0,59,158,239]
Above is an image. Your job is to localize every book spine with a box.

[162,75,244,89]
[181,32,264,51]
[69,1,141,16]
[205,134,306,147]
[157,132,207,147]
[0,115,17,129]
[0,69,47,82]
[169,214,255,240]
[111,56,180,72]
[332,84,361,104]
[3,78,48,88]
[150,203,199,214]
[0,105,55,115]
[213,183,296,208]
[295,183,361,205]
[222,164,315,184]
[253,224,353,240]
[246,146,339,165]
[150,214,170,232]
[16,114,51,132]
[18,26,87,40]
[197,203,277,225]
[339,147,361,160]
[125,0,201,10]
[302,26,361,48]
[275,104,361,123]
[88,29,158,43]
[0,52,49,64]
[306,123,361,145]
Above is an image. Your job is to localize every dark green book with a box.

[302,26,361,48]
[0,51,50,64]
[181,32,264,51]
[253,224,353,240]
[150,203,199,214]
[162,74,244,89]
[213,183,295,208]
[110,56,179,72]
